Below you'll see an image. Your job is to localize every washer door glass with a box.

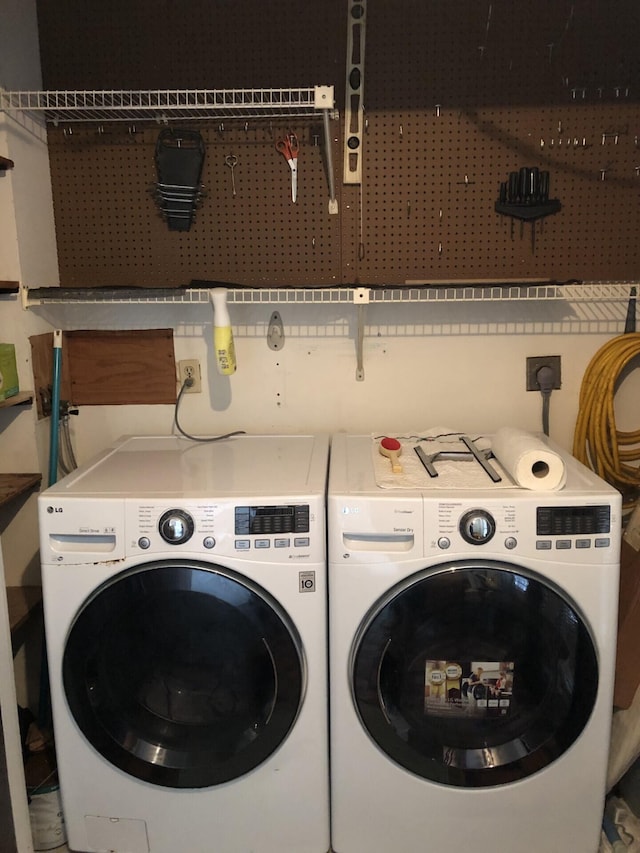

[63,560,304,788]
[352,561,598,787]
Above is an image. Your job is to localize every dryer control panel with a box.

[423,496,619,565]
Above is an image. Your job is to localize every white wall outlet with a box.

[178,359,202,393]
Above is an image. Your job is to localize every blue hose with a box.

[602,812,627,851]
[40,330,62,730]
[48,330,62,487]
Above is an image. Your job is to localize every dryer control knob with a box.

[159,509,195,545]
[459,509,496,545]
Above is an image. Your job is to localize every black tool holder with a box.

[154,129,206,231]
[495,167,561,221]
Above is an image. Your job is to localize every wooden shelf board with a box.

[0,473,41,509]
[0,392,33,409]
[6,586,42,634]
[0,281,19,293]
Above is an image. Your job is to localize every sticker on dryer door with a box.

[424,660,514,718]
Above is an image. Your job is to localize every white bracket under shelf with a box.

[353,288,370,381]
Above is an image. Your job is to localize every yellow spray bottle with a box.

[209,288,237,375]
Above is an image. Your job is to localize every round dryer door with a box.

[351,560,598,787]
[62,560,304,788]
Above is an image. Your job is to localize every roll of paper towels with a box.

[492,427,567,490]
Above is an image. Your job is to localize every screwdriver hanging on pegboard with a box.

[495,167,561,253]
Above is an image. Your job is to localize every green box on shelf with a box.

[0,344,19,400]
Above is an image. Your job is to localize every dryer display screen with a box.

[235,504,310,535]
[536,505,610,536]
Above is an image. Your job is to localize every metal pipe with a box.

[48,329,63,486]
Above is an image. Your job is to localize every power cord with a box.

[535,365,556,437]
[173,378,246,443]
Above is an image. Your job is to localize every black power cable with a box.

[536,365,556,437]
[173,378,245,443]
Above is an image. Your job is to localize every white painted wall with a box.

[29,294,638,467]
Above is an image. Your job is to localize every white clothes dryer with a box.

[328,433,621,853]
[39,434,330,853]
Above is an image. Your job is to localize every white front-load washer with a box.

[38,434,330,853]
[328,433,621,853]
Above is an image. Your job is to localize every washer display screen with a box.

[235,504,310,535]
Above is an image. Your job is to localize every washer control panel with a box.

[128,500,320,561]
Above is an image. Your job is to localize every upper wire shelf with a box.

[0,86,336,125]
[21,282,637,308]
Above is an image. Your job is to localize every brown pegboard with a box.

[37,0,640,287]
[349,102,640,283]
[47,123,343,287]
[36,0,346,93]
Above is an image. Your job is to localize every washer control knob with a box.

[504,536,518,550]
[459,509,496,545]
[158,509,195,545]
[437,537,451,550]
[138,537,151,550]
[203,536,216,550]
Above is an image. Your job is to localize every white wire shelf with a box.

[0,86,335,125]
[21,282,638,308]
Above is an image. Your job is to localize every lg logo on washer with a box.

[47,506,63,513]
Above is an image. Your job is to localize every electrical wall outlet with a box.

[178,359,202,393]
[526,355,561,391]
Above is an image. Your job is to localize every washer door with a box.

[351,560,598,787]
[63,560,304,788]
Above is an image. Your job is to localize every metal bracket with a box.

[352,289,369,381]
[267,311,285,350]
[356,304,365,381]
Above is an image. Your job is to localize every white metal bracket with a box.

[353,287,369,380]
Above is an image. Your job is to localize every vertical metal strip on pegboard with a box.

[343,0,366,184]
